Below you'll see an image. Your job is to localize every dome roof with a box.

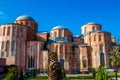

[16,15,35,22]
[86,22,100,25]
[52,26,67,30]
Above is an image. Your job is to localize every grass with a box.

[24,72,120,80]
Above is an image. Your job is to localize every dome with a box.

[86,22,99,25]
[52,26,67,30]
[16,15,35,22]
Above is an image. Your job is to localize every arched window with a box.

[100,45,104,53]
[99,35,102,41]
[100,53,104,66]
[1,41,4,50]
[6,41,10,51]
[85,27,88,33]
[12,41,15,51]
[93,27,96,32]
[7,27,10,36]
[3,27,6,35]
[20,22,23,25]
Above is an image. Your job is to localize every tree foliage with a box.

[95,66,108,80]
[48,52,63,80]
[4,66,16,80]
[110,46,120,80]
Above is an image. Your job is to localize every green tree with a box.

[95,66,108,80]
[110,46,120,80]
[4,67,16,80]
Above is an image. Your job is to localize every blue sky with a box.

[0,0,120,38]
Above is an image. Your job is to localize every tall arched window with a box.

[6,51,9,57]
[85,27,87,33]
[1,41,4,50]
[100,45,104,53]
[3,27,6,35]
[7,27,10,36]
[6,41,10,51]
[99,35,102,41]
[100,53,104,66]
[12,41,15,51]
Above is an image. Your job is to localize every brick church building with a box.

[0,15,117,73]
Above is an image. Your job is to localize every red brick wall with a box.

[37,33,48,41]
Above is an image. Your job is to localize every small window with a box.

[20,22,23,25]
[93,27,96,32]
[1,52,4,58]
